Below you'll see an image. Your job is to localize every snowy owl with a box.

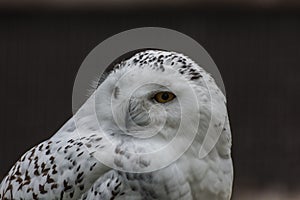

[0,50,233,200]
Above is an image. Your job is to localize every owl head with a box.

[76,49,229,172]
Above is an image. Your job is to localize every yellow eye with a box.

[154,92,176,103]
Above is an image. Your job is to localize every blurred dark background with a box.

[0,1,300,199]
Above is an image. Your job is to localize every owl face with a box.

[94,51,202,145]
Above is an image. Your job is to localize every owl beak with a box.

[124,98,151,133]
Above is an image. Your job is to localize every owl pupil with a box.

[161,93,169,100]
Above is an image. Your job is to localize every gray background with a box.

[0,8,299,199]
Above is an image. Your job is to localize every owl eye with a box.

[153,91,176,103]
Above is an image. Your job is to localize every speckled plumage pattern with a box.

[0,50,233,200]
